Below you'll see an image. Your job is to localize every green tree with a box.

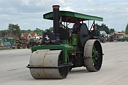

[0,30,8,37]
[49,27,53,32]
[20,30,27,33]
[96,23,114,34]
[109,28,115,33]
[27,29,32,33]
[34,28,43,36]
[125,23,128,34]
[8,24,21,38]
[45,27,53,32]
[122,30,125,33]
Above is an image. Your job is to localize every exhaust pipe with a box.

[52,5,60,35]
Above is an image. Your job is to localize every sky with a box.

[0,0,128,31]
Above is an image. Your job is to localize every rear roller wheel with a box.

[29,50,69,79]
[84,40,103,72]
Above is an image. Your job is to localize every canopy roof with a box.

[43,11,103,23]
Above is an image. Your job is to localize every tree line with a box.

[0,23,128,38]
[97,23,128,34]
[0,24,53,38]
[96,23,115,34]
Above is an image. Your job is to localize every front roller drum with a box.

[29,50,69,79]
[84,39,103,72]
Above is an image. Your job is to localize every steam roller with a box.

[27,5,104,79]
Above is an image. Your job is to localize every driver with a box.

[91,25,100,39]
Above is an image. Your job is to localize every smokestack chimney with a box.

[52,5,60,35]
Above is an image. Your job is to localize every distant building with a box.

[4,34,19,41]
[21,33,37,39]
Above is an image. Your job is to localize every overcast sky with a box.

[0,0,128,31]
